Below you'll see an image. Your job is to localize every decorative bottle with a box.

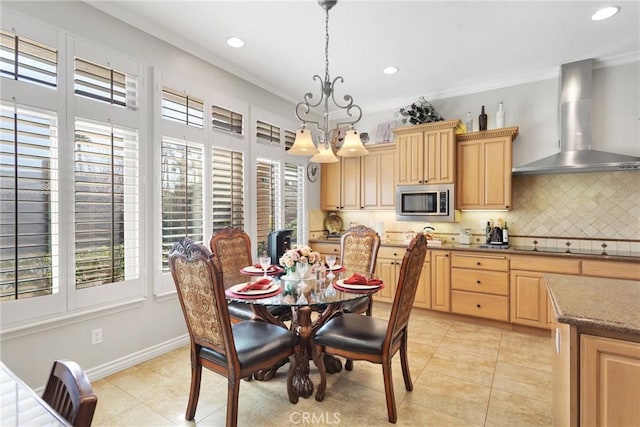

[496,102,505,128]
[465,112,473,133]
[479,105,488,131]
[485,221,492,244]
[502,221,509,244]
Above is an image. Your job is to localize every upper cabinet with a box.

[320,143,396,211]
[456,127,519,210]
[394,119,460,185]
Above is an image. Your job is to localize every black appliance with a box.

[268,229,292,267]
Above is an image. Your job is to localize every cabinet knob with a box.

[476,280,481,284]
[476,261,481,266]
[476,304,481,309]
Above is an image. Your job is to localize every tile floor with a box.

[91,303,553,426]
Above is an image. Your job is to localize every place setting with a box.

[225,277,282,299]
[332,272,384,293]
[240,254,284,277]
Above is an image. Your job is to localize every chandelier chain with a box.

[324,7,330,82]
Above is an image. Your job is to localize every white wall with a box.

[0,0,320,388]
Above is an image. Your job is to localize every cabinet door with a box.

[360,151,379,209]
[373,257,397,303]
[321,161,342,210]
[510,270,550,329]
[581,335,640,426]
[340,156,361,210]
[431,251,451,312]
[424,128,455,184]
[484,138,511,209]
[414,261,431,309]
[457,140,483,208]
[396,132,423,184]
[377,147,397,208]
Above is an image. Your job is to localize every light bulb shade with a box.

[310,143,338,163]
[337,129,368,157]
[288,128,319,156]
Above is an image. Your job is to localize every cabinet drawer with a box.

[451,290,509,321]
[451,252,509,271]
[510,255,580,274]
[312,243,340,255]
[582,260,640,280]
[378,246,406,260]
[451,269,509,295]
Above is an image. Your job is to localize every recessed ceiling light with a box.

[383,66,399,75]
[591,6,620,21]
[226,36,245,48]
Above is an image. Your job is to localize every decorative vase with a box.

[465,112,473,133]
[496,102,505,128]
[285,265,298,279]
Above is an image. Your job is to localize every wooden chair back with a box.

[42,360,97,427]
[339,225,381,275]
[209,227,253,289]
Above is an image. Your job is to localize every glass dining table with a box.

[225,270,383,404]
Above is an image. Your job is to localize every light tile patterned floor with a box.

[91,303,553,426]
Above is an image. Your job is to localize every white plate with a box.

[242,266,266,273]
[335,279,382,290]
[229,282,278,295]
[328,264,342,271]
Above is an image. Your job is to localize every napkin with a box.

[343,273,382,286]
[239,278,273,292]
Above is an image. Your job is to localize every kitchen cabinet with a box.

[456,127,518,210]
[312,242,340,261]
[431,250,451,312]
[320,143,395,211]
[450,252,509,321]
[373,246,402,304]
[582,259,640,280]
[394,119,459,185]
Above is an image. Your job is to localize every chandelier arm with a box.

[335,104,363,128]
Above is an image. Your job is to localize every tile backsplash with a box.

[311,170,640,245]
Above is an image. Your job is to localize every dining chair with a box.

[169,238,299,427]
[209,226,290,322]
[339,224,381,316]
[42,359,98,427]
[313,233,428,424]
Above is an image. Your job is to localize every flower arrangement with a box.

[279,244,321,269]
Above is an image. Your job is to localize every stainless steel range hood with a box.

[512,59,640,175]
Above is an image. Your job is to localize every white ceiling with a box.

[87,0,639,114]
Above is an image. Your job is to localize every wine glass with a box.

[325,255,336,280]
[296,259,309,282]
[259,254,271,278]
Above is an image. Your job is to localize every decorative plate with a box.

[307,163,319,182]
[324,212,343,235]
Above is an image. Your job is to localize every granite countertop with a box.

[545,273,640,336]
[310,238,640,261]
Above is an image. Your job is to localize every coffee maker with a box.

[267,229,292,267]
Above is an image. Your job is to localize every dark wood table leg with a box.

[288,306,314,402]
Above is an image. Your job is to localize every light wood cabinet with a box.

[321,143,395,211]
[373,246,403,304]
[552,321,578,427]
[394,120,459,185]
[312,242,340,261]
[431,250,451,312]
[582,259,640,280]
[414,261,431,309]
[580,334,640,426]
[510,270,552,329]
[456,127,518,210]
[450,252,509,321]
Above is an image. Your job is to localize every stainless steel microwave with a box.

[396,184,455,222]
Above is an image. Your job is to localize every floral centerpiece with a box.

[279,244,321,276]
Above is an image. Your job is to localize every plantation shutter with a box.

[256,120,280,145]
[284,162,302,245]
[161,87,204,128]
[255,159,277,250]
[284,129,296,151]
[212,147,244,229]
[212,105,243,134]
[0,30,57,88]
[74,57,138,108]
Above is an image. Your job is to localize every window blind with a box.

[256,120,280,145]
[212,105,243,134]
[0,104,58,301]
[255,159,278,252]
[74,57,138,108]
[284,129,296,151]
[161,138,203,271]
[0,30,57,88]
[161,87,204,128]
[212,147,244,229]
[284,163,303,245]
[74,120,139,289]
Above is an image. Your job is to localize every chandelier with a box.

[288,0,368,162]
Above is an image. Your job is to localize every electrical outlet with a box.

[480,220,487,231]
[91,328,102,345]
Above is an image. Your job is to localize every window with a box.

[255,159,278,254]
[0,30,57,88]
[160,138,203,271]
[212,105,243,134]
[74,57,138,108]
[256,120,280,145]
[284,163,303,245]
[162,87,204,128]
[0,104,58,301]
[74,120,139,289]
[212,148,244,229]
[284,129,296,151]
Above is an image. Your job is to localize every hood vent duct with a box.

[512,59,640,174]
